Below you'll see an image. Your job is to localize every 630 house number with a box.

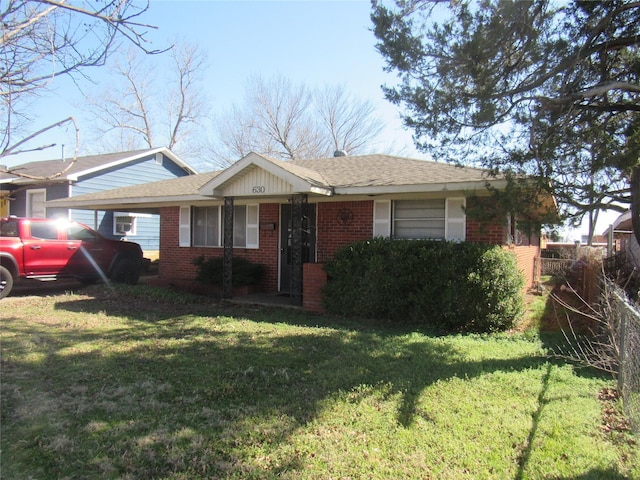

[252,186,266,194]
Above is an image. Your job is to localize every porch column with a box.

[290,193,307,306]
[223,197,234,299]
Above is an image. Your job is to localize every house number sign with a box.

[252,186,266,194]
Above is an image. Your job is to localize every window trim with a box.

[112,211,153,237]
[182,204,259,249]
[373,197,465,242]
[192,205,221,247]
[113,214,137,236]
[26,188,47,218]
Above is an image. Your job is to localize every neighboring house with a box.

[49,152,551,311]
[0,148,196,252]
[603,210,640,263]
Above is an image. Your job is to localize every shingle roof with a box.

[47,153,503,210]
[1,148,196,184]
[292,154,492,188]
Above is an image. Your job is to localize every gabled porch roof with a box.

[199,152,334,198]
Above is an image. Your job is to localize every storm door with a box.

[279,202,316,294]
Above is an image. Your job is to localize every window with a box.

[193,206,220,247]
[373,198,465,242]
[67,224,97,241]
[114,215,136,235]
[186,204,259,248]
[394,199,445,239]
[233,204,259,248]
[26,189,46,217]
[0,220,19,237]
[30,222,58,240]
[112,212,151,237]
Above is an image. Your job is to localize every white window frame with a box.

[182,204,260,249]
[393,198,446,240]
[26,188,46,218]
[192,206,221,247]
[373,197,466,242]
[112,212,152,236]
[113,214,137,236]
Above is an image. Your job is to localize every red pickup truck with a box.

[0,217,143,299]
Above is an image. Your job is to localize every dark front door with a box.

[280,203,316,293]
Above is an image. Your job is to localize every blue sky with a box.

[10,0,421,166]
[8,0,619,238]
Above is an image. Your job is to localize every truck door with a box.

[21,221,72,276]
[63,223,110,276]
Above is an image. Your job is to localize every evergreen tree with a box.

[372,0,640,243]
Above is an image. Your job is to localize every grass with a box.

[1,283,638,479]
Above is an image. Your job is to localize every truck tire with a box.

[0,265,14,299]
[110,258,141,285]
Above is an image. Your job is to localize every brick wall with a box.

[303,263,327,313]
[316,200,374,262]
[158,204,280,291]
[466,219,506,244]
[505,245,540,289]
[159,200,539,300]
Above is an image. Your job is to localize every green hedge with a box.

[192,255,265,287]
[322,238,524,333]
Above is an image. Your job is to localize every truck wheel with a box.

[111,258,141,285]
[0,266,14,299]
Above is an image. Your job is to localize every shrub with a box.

[322,238,524,333]
[192,255,265,287]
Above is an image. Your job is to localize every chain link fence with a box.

[606,281,640,434]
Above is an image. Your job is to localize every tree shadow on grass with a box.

[0,288,618,479]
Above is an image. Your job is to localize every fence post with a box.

[618,307,627,395]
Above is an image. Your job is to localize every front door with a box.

[279,203,316,293]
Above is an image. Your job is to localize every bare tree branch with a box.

[1,0,160,178]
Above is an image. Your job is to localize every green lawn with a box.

[1,284,637,479]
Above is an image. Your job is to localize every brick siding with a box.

[160,200,539,311]
[159,204,280,291]
[316,200,374,262]
[466,219,506,244]
[506,245,541,289]
[303,263,327,313]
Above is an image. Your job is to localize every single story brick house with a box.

[49,152,548,311]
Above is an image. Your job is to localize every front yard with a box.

[1,284,637,479]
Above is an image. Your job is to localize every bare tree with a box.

[85,40,208,160]
[1,0,160,173]
[209,74,385,165]
[86,48,155,151]
[314,84,385,155]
